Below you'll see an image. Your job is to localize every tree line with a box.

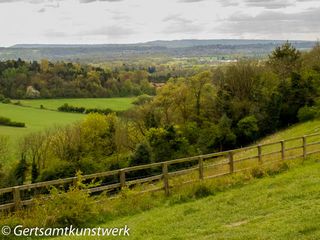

[0,59,155,99]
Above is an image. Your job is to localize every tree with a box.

[268,42,301,79]
[31,159,39,183]
[130,143,151,166]
[216,115,236,151]
[188,71,213,118]
[14,154,28,185]
[147,126,189,162]
[237,115,259,145]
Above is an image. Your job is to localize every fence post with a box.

[303,136,307,160]
[258,145,262,164]
[119,170,126,189]
[281,140,285,160]
[162,163,169,196]
[228,152,234,173]
[13,186,21,210]
[199,156,204,180]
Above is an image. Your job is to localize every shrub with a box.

[58,103,114,115]
[132,94,153,105]
[2,98,11,104]
[0,116,25,128]
[251,167,266,178]
[39,162,77,181]
[0,116,11,125]
[13,101,22,106]
[297,106,318,122]
[194,184,213,198]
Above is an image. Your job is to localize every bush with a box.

[0,116,11,125]
[297,106,318,122]
[2,98,11,104]
[39,162,77,181]
[13,101,22,106]
[0,116,25,128]
[58,103,114,115]
[251,167,266,178]
[132,94,153,105]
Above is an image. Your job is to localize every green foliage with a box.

[14,154,28,185]
[215,115,236,150]
[132,94,153,105]
[297,106,318,122]
[2,98,11,104]
[268,41,301,79]
[31,159,39,183]
[237,115,259,144]
[40,162,77,181]
[58,103,114,115]
[0,116,25,128]
[130,143,152,166]
[147,125,190,162]
[27,173,98,227]
[0,59,155,99]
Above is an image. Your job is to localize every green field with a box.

[0,98,135,165]
[14,97,135,111]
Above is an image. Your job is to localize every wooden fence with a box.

[1,133,320,211]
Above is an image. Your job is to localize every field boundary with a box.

[1,133,320,211]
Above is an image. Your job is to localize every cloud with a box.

[179,0,205,3]
[219,7,320,36]
[79,0,123,3]
[218,0,239,7]
[37,7,45,13]
[0,0,60,3]
[162,14,203,34]
[243,0,295,9]
[77,25,137,40]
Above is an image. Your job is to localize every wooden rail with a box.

[1,133,320,211]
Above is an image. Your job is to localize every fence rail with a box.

[1,133,320,211]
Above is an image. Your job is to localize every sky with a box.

[0,0,319,47]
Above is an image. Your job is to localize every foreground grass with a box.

[14,97,136,111]
[48,159,320,240]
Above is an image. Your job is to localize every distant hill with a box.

[1,39,316,62]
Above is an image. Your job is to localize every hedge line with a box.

[57,103,114,115]
[0,116,26,128]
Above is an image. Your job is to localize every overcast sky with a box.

[0,0,319,46]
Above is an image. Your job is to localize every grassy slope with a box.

[49,120,320,240]
[50,160,320,240]
[15,97,135,111]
